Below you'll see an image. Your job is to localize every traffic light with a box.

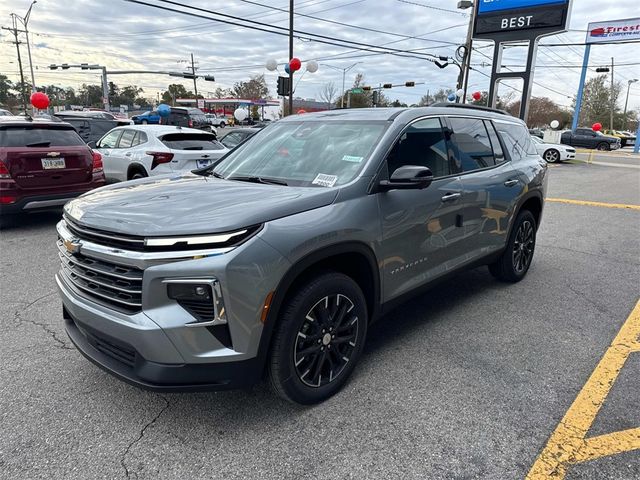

[372,91,380,105]
[277,76,291,96]
[49,64,57,70]
[595,67,610,73]
[203,75,216,82]
[383,83,393,89]
[182,73,196,79]
[61,64,70,70]
[362,86,372,91]
[80,63,89,70]
[405,81,415,87]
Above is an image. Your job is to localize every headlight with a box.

[166,279,227,326]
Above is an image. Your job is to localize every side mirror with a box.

[379,165,433,191]
[87,140,97,148]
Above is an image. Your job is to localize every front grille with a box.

[177,299,216,322]
[57,240,143,313]
[64,215,146,252]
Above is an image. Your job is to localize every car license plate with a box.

[197,159,210,168]
[41,158,66,169]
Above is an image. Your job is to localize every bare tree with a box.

[318,81,338,109]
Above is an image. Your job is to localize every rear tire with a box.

[219,122,225,128]
[129,169,147,180]
[489,210,537,283]
[268,272,368,404]
[141,119,148,125]
[596,142,610,151]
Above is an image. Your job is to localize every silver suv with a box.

[56,105,547,404]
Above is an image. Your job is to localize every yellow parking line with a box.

[526,300,640,479]
[547,198,640,211]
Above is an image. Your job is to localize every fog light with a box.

[166,279,227,326]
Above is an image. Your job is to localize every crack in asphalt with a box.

[12,291,73,350]
[121,396,171,479]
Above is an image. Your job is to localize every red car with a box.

[0,116,105,223]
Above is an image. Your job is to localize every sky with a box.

[0,0,639,113]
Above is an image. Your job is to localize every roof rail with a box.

[430,102,511,116]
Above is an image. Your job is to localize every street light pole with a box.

[457,1,475,103]
[288,0,294,116]
[623,78,638,131]
[22,1,37,100]
[4,15,28,113]
[321,62,362,109]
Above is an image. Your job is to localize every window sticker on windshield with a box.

[312,173,338,187]
[342,155,363,163]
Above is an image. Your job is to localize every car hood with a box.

[64,174,339,236]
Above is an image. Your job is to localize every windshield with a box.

[213,121,387,187]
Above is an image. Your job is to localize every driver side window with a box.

[387,117,450,178]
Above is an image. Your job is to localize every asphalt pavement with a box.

[1,155,639,479]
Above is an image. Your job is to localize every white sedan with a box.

[93,125,229,182]
[531,136,576,163]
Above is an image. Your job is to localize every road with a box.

[1,156,639,479]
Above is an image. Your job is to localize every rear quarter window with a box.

[494,121,537,161]
[160,133,224,150]
[0,126,86,147]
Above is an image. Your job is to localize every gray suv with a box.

[56,105,547,404]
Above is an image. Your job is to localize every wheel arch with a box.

[516,192,543,230]
[126,162,148,180]
[256,241,381,375]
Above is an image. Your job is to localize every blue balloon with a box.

[157,103,171,117]
[447,93,456,102]
[284,63,291,74]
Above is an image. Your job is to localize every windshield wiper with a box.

[26,141,51,147]
[227,175,288,186]
[182,146,203,150]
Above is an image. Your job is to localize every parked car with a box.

[0,116,105,224]
[528,128,544,139]
[218,127,261,149]
[90,125,229,182]
[160,107,214,134]
[55,113,119,145]
[560,128,621,151]
[55,110,133,126]
[530,136,576,163]
[0,108,12,116]
[56,105,546,404]
[131,110,161,125]
[205,113,227,128]
[603,129,635,147]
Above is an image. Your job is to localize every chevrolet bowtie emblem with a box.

[64,239,81,254]
[47,152,61,157]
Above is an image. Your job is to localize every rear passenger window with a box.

[495,121,538,161]
[485,121,506,164]
[449,117,495,172]
[387,117,450,178]
[118,129,136,148]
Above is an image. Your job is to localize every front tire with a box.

[268,272,368,404]
[489,210,537,282]
[543,149,560,163]
[596,142,610,151]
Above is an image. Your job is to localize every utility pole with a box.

[610,57,614,130]
[190,53,198,102]
[22,2,37,99]
[288,0,294,116]
[623,79,639,131]
[2,17,28,113]
[456,1,475,103]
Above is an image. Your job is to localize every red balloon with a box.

[289,58,302,72]
[472,91,482,101]
[592,122,602,132]
[297,109,306,114]
[30,92,50,110]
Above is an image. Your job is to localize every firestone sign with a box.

[586,17,640,44]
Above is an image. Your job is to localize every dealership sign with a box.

[474,0,571,39]
[586,17,640,43]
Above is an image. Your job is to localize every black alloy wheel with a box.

[597,142,610,151]
[268,272,367,404]
[512,219,535,274]
[543,149,560,163]
[294,294,359,388]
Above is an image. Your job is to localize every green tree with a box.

[335,73,377,108]
[574,74,622,129]
[0,75,15,107]
[507,96,569,128]
[77,84,103,107]
[231,74,269,100]
[162,84,192,105]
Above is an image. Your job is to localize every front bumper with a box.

[59,275,262,391]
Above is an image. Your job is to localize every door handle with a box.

[441,192,461,202]
[504,179,518,187]
[125,152,132,157]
